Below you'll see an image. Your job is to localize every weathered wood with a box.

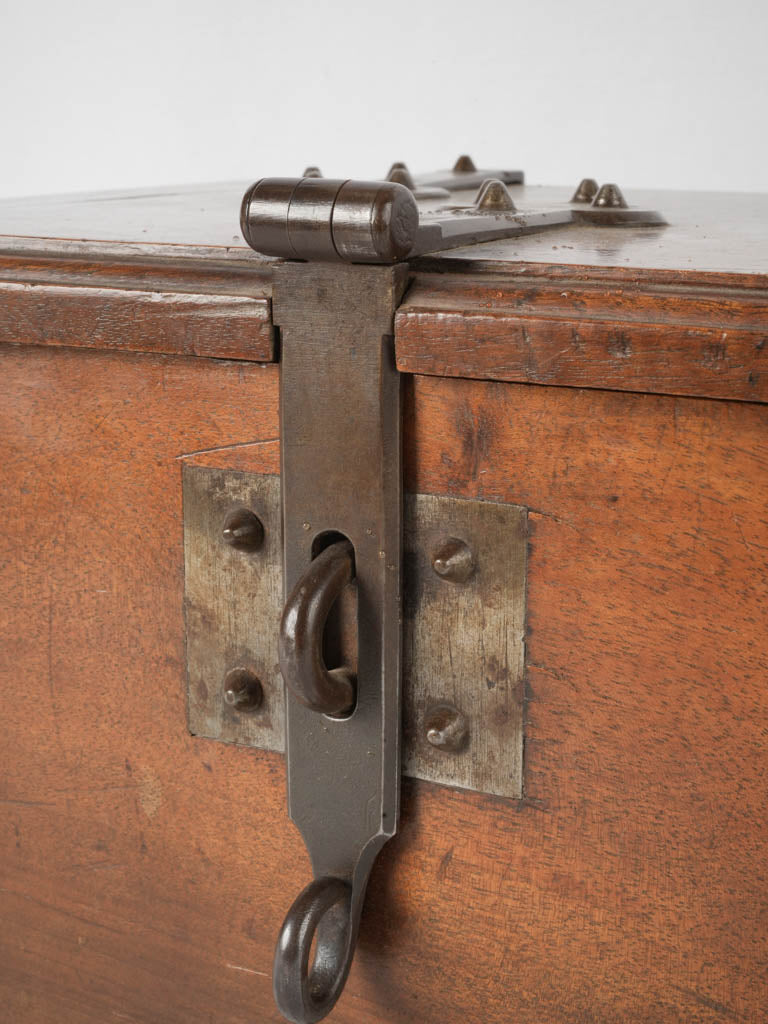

[3,251,767,403]
[396,271,768,402]
[1,343,767,1022]
[3,183,768,401]
[0,255,274,362]
[2,184,768,283]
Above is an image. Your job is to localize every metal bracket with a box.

[183,468,527,799]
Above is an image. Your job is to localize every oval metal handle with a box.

[278,539,356,716]
[273,876,353,1024]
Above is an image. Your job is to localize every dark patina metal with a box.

[222,667,263,712]
[233,162,666,1022]
[271,261,407,1024]
[221,507,264,552]
[241,172,665,267]
[425,703,470,753]
[273,876,352,1024]
[571,177,599,203]
[278,539,356,716]
[593,182,628,209]
[431,536,476,583]
[240,178,418,264]
[412,153,524,191]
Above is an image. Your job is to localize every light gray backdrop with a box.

[0,0,765,198]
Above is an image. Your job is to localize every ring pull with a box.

[273,876,354,1024]
[278,539,356,716]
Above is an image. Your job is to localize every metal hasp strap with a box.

[272,261,408,1023]
[240,165,666,1023]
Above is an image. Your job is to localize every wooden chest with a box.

[0,171,766,1023]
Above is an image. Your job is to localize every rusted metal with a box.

[271,262,408,1023]
[278,539,356,716]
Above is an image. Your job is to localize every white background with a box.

[0,0,766,199]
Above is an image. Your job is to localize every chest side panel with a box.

[0,339,766,1022]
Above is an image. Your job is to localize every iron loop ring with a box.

[278,539,356,716]
[273,876,353,1024]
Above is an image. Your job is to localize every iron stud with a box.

[425,703,469,753]
[223,667,264,712]
[453,154,477,173]
[475,178,516,212]
[592,183,628,209]
[431,537,475,583]
[222,508,264,552]
[571,178,599,203]
[386,162,416,190]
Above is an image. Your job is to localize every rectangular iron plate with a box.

[183,466,526,799]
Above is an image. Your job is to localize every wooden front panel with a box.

[1,344,766,1023]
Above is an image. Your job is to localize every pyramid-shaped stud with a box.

[592,183,628,209]
[474,178,516,212]
[571,178,599,203]
[386,162,416,190]
[453,154,477,173]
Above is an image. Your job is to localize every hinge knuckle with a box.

[240,176,418,264]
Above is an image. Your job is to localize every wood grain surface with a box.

[0,255,274,362]
[1,342,766,1022]
[397,269,768,403]
[2,250,767,405]
[2,183,768,281]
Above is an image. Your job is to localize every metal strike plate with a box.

[183,466,526,799]
[183,471,284,751]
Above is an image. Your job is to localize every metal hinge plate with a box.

[182,465,527,800]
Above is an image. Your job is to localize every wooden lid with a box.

[1,182,766,403]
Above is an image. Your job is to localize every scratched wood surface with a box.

[1,183,767,281]
[2,251,767,405]
[396,269,768,404]
[0,255,274,362]
[2,193,768,401]
[1,344,766,1023]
